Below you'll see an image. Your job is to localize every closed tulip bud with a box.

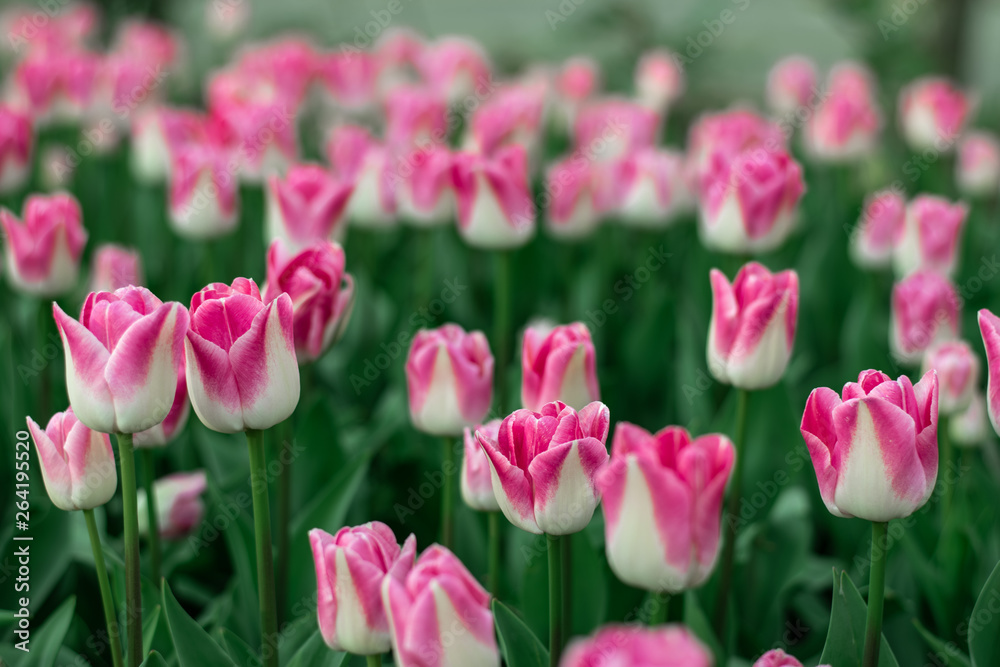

[185,278,299,433]
[805,63,882,162]
[54,287,189,434]
[452,145,536,249]
[922,341,979,416]
[417,36,491,105]
[394,145,455,226]
[168,141,239,239]
[14,51,100,125]
[899,77,971,152]
[521,321,600,412]
[384,85,449,150]
[597,423,733,593]
[553,57,600,128]
[315,51,379,114]
[957,131,1000,197]
[2,193,87,297]
[687,109,785,190]
[406,324,493,436]
[462,421,501,511]
[850,190,905,270]
[891,271,960,364]
[635,50,685,112]
[310,523,416,655]
[708,263,798,390]
[466,84,546,157]
[753,649,828,667]
[265,164,354,250]
[478,401,609,535]
[382,544,498,667]
[27,408,117,511]
[573,98,660,163]
[130,107,204,184]
[951,390,988,447]
[374,28,425,95]
[766,56,818,115]
[0,105,33,195]
[133,368,190,447]
[89,244,144,292]
[698,147,804,254]
[263,240,355,364]
[327,125,397,229]
[801,369,939,521]
[894,195,967,278]
[978,309,1000,436]
[544,158,602,240]
[562,625,713,667]
[137,470,207,539]
[608,148,694,228]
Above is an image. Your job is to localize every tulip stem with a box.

[84,509,125,667]
[562,535,572,644]
[365,656,382,667]
[649,592,670,626]
[141,449,161,585]
[940,416,954,524]
[494,250,512,413]
[547,534,563,667]
[488,511,501,596]
[246,429,279,667]
[714,387,749,640]
[116,432,143,667]
[441,437,455,550]
[863,521,889,667]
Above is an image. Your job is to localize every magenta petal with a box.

[800,387,843,515]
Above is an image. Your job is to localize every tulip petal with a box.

[479,430,539,533]
[185,332,244,433]
[530,438,608,535]
[800,387,846,517]
[54,302,115,433]
[27,416,74,511]
[979,309,1000,435]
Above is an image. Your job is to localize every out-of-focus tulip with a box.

[263,240,355,364]
[54,286,189,434]
[597,423,733,592]
[394,145,454,226]
[373,28,425,95]
[1,193,87,296]
[27,408,117,511]
[521,321,600,412]
[137,470,207,539]
[466,84,546,157]
[766,56,818,115]
[226,37,316,114]
[687,108,784,189]
[698,147,805,254]
[1,3,98,58]
[634,49,684,112]
[310,523,416,655]
[544,157,601,240]
[850,189,905,270]
[553,57,600,128]
[753,649,828,667]
[607,148,693,228]
[951,390,988,447]
[327,125,397,228]
[405,324,493,436]
[185,278,299,433]
[561,625,713,667]
[977,309,1000,436]
[89,244,143,292]
[384,85,449,150]
[417,36,491,105]
[899,77,971,152]
[130,107,205,184]
[168,141,239,239]
[573,98,660,162]
[891,271,960,364]
[462,420,501,511]
[214,99,299,182]
[0,105,32,195]
[13,50,100,125]
[801,369,939,521]
[40,145,74,191]
[206,0,250,42]
[804,63,882,162]
[478,401,609,535]
[452,145,536,249]
[315,51,379,114]
[265,164,353,250]
[894,195,967,278]
[957,131,1000,197]
[922,341,979,416]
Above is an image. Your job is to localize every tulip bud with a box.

[687,109,784,190]
[310,523,416,655]
[185,278,299,433]
[634,50,685,112]
[553,57,600,128]
[801,369,939,521]
[265,164,354,250]
[521,321,600,412]
[951,390,988,447]
[708,263,798,389]
[466,84,546,157]
[0,105,32,195]
[562,625,713,667]
[922,341,979,416]
[27,408,118,511]
[417,36,491,105]
[262,240,355,364]
[804,63,882,162]
[168,141,239,239]
[462,421,501,512]
[133,368,190,447]
[753,649,828,667]
[893,195,967,278]
[382,544,499,667]
[544,157,602,240]
[766,56,818,116]
[89,244,144,292]
[977,308,1000,436]
[607,148,694,228]
[899,77,970,152]
[54,287,189,434]
[890,271,960,364]
[374,28,425,96]
[327,125,397,229]
[394,145,455,226]
[597,423,733,592]
[452,145,536,249]
[478,401,609,535]
[850,190,905,270]
[384,85,449,150]
[315,51,379,114]
[14,51,99,125]
[405,324,493,436]
[137,470,207,539]
[2,193,87,297]
[573,98,660,163]
[957,131,1000,198]
[131,107,204,184]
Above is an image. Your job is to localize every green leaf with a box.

[143,604,161,657]
[285,629,346,667]
[140,651,169,667]
[219,627,260,667]
[913,619,971,667]
[683,590,724,667]
[819,569,899,667]
[969,558,1000,667]
[492,599,549,667]
[162,581,239,667]
[22,595,76,667]
[0,610,16,625]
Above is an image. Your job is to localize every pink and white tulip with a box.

[452,145,535,249]
[634,50,685,112]
[573,98,660,162]
[2,193,87,296]
[922,341,979,416]
[466,84,546,157]
[893,195,967,278]
[0,105,32,194]
[89,244,143,292]
[315,50,379,114]
[766,56,818,116]
[552,57,600,127]
[521,321,600,412]
[137,470,207,540]
[168,140,239,239]
[13,50,100,125]
[804,63,882,162]
[384,85,449,150]
[850,190,905,270]
[607,148,693,228]
[899,77,971,152]
[130,107,205,184]
[417,36,491,105]
[687,109,785,190]
[753,649,827,667]
[265,164,354,249]
[394,145,455,226]
[462,421,501,512]
[891,271,960,364]
[327,125,397,229]
[561,625,713,667]
[544,157,602,240]
[957,131,1000,197]
[977,309,1000,436]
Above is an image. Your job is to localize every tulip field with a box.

[5,1,1000,666]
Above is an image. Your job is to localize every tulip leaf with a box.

[143,604,161,656]
[969,558,1000,667]
[21,595,75,667]
[219,627,260,667]
[285,628,346,667]
[162,581,239,667]
[140,651,168,667]
[819,569,899,667]
[683,590,724,667]
[0,610,16,625]
[493,599,549,667]
[913,619,971,667]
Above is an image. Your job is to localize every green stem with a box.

[547,534,563,667]
[275,419,294,628]
[940,415,954,523]
[561,535,572,645]
[116,432,143,667]
[247,429,279,667]
[37,298,51,421]
[441,437,455,550]
[488,511,501,596]
[863,521,889,667]
[141,449,161,585]
[649,592,670,626]
[84,509,125,667]
[493,250,512,414]
[366,655,382,667]
[714,388,750,639]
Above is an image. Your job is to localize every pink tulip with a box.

[373,28,425,95]
[545,157,602,240]
[137,470,207,540]
[463,420,501,511]
[561,625,713,667]
[634,49,685,111]
[382,544,498,667]
[607,148,693,228]
[894,195,967,278]
[315,50,379,113]
[891,271,960,364]
[417,36,492,105]
[687,108,785,190]
[805,63,882,162]
[405,324,493,436]
[54,287,188,434]
[708,262,799,389]
[467,84,546,156]
[597,423,734,592]
[1,3,98,58]
[205,0,250,41]
[555,57,600,106]
[921,340,979,416]
[133,367,189,447]
[766,56,818,115]
[951,390,988,447]
[478,401,610,535]
[573,98,660,162]
[27,408,117,511]
[213,99,299,182]
[168,139,239,239]
[753,649,829,667]
[130,107,206,183]
[521,322,600,412]
[13,50,100,125]
[899,77,971,152]
[452,145,536,249]
[394,145,455,226]
[310,523,416,655]
[327,125,397,228]
[2,193,87,297]
[801,369,939,521]
[89,244,144,292]
[226,37,316,112]
[850,190,905,270]
[265,164,354,250]
[977,309,1000,436]
[263,240,355,364]
[384,84,449,150]
[0,105,32,195]
[185,278,299,433]
[957,131,1000,197]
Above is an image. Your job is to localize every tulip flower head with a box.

[466,84,546,157]
[132,365,189,447]
[921,340,979,416]
[2,193,87,297]
[545,157,602,240]
[394,145,455,226]
[899,77,971,152]
[850,189,905,270]
[957,131,1000,197]
[573,98,660,163]
[327,125,397,229]
[168,140,239,239]
[452,145,536,249]
[137,470,207,540]
[521,321,600,412]
[561,625,713,667]
[463,421,501,512]
[977,309,1000,436]
[804,63,882,162]
[265,164,354,250]
[893,195,967,278]
[0,105,33,195]
[607,148,693,228]
[687,108,785,190]
[890,271,960,364]
[89,244,144,292]
[417,36,492,105]
[753,649,829,667]
[315,50,379,114]
[766,55,818,116]
[383,84,449,150]
[634,49,685,112]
